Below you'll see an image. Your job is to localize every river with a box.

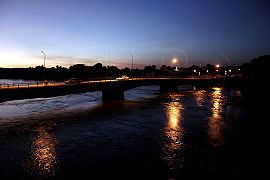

[0,80,258,179]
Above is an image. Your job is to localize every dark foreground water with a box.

[0,85,260,179]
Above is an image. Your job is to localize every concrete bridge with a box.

[0,77,223,102]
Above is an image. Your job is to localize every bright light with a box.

[0,51,39,68]
[216,64,220,68]
[172,58,177,63]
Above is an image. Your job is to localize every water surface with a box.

[0,85,251,178]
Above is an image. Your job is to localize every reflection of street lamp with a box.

[41,51,46,68]
[172,58,178,71]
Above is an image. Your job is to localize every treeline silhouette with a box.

[241,55,270,80]
[0,55,269,80]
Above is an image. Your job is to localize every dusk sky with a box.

[0,0,269,68]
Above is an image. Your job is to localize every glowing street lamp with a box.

[172,58,178,71]
[216,64,220,75]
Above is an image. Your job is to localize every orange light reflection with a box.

[162,94,185,169]
[208,87,225,146]
[28,126,58,176]
[193,89,206,106]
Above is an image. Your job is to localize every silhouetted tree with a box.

[107,66,121,77]
[242,55,270,80]
[206,64,215,74]
[1,55,268,81]
[121,67,131,76]
[144,65,156,76]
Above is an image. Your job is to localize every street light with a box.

[216,64,220,75]
[172,58,178,71]
[41,50,46,68]
[129,53,133,70]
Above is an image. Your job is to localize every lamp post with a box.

[172,58,178,71]
[129,53,133,70]
[129,53,134,78]
[41,50,46,68]
[216,64,220,75]
[41,50,46,82]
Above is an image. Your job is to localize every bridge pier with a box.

[102,88,124,102]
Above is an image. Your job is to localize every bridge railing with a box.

[0,81,66,89]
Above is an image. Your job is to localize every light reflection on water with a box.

[208,87,225,147]
[27,126,58,177]
[161,88,229,170]
[162,94,185,169]
[0,86,245,178]
[193,89,206,106]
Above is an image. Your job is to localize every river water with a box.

[0,80,257,179]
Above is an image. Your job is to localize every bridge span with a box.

[0,77,223,102]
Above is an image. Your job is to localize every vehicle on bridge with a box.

[116,75,129,80]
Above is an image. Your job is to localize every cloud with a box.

[33,54,99,67]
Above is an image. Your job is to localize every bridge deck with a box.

[0,76,216,89]
[0,76,222,102]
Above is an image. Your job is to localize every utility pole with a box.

[41,50,46,82]
[129,53,133,70]
[41,50,46,68]
[109,50,111,66]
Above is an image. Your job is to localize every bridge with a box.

[0,76,223,102]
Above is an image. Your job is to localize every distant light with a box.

[193,70,196,72]
[216,70,219,72]
[206,70,209,73]
[216,64,220,68]
[229,69,232,72]
[238,69,241,71]
[172,58,177,63]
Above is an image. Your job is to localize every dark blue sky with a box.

[0,0,269,68]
